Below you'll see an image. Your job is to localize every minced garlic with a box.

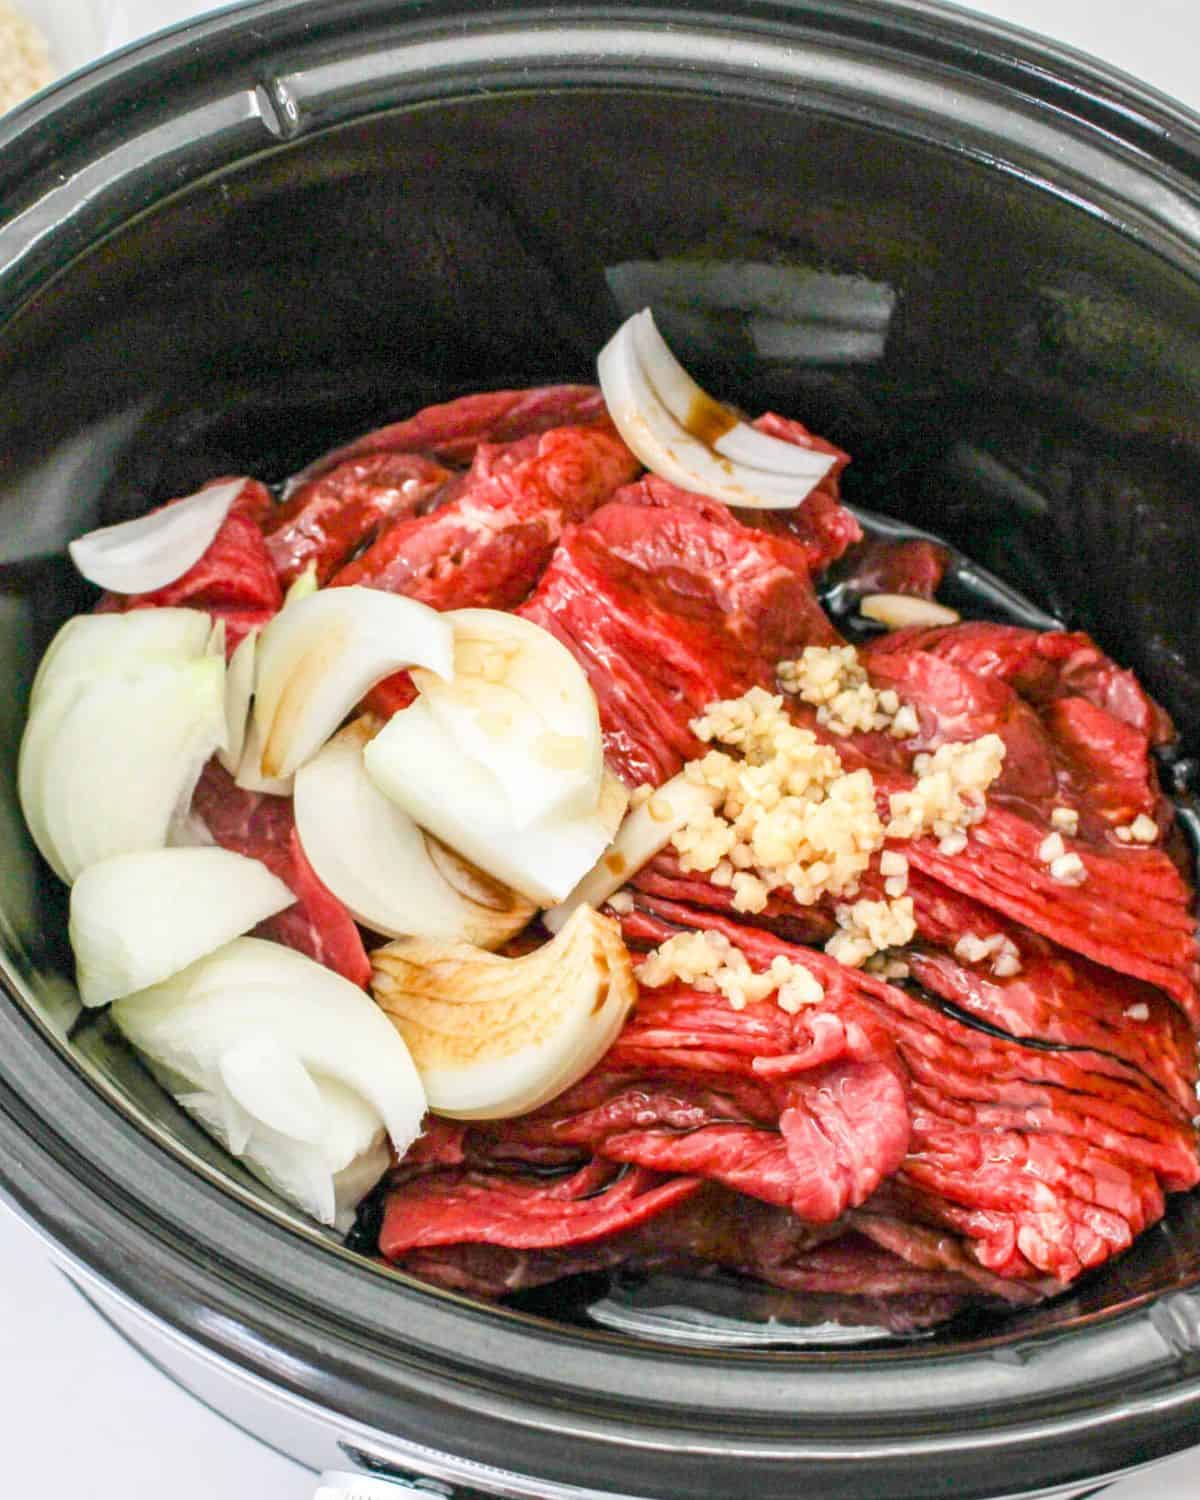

[886,735,1006,842]
[638,929,825,1013]
[657,662,1007,988]
[1115,813,1158,845]
[681,689,884,913]
[779,644,919,739]
[954,931,1023,978]
[827,897,917,968]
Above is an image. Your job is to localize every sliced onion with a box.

[218,628,257,776]
[544,772,722,932]
[293,719,535,947]
[365,705,627,905]
[20,654,227,883]
[597,309,835,508]
[250,587,454,780]
[372,905,636,1120]
[410,609,604,830]
[113,936,427,1226]
[234,706,294,796]
[67,478,247,595]
[30,608,212,710]
[69,847,294,1007]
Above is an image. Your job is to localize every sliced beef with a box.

[446,981,909,1225]
[620,901,1199,1283]
[835,536,951,600]
[329,421,640,607]
[295,385,610,478]
[908,944,1198,1113]
[869,623,1174,744]
[520,496,839,784]
[262,453,454,588]
[97,478,282,652]
[191,760,369,986]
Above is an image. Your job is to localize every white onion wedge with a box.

[293,719,535,947]
[218,628,257,776]
[67,478,247,595]
[69,847,295,1007]
[597,309,835,508]
[176,1074,389,1229]
[30,608,212,710]
[113,937,426,1226]
[543,772,722,933]
[250,587,454,780]
[365,708,627,905]
[410,610,604,829]
[372,906,636,1120]
[20,654,227,883]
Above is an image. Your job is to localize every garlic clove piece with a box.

[371,905,636,1120]
[859,593,961,630]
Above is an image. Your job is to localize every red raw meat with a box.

[191,761,370,986]
[837,536,951,599]
[263,452,453,587]
[611,410,860,574]
[383,959,910,1253]
[329,421,640,605]
[382,1159,700,1253]
[620,901,1198,1283]
[97,478,282,653]
[869,623,1174,744]
[521,495,839,785]
[296,385,610,478]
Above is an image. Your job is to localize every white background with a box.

[3,2,1200,1497]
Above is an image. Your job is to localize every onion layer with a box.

[113,937,426,1226]
[597,309,835,508]
[69,847,295,1007]
[68,478,247,595]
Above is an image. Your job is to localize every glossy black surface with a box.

[2,3,1200,1497]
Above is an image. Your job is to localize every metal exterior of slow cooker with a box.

[2,3,1200,1497]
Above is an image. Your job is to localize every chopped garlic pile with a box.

[779,645,919,738]
[887,736,1006,847]
[954,930,1023,978]
[638,929,825,1014]
[679,687,884,914]
[1115,813,1159,845]
[827,897,917,969]
[657,651,1009,981]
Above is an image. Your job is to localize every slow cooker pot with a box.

[3,2,1200,1495]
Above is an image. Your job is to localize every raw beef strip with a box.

[389,1183,1030,1330]
[520,496,840,785]
[329,420,640,607]
[294,385,610,479]
[97,478,282,652]
[836,536,951,599]
[382,1159,701,1253]
[262,453,453,587]
[868,623,1174,744]
[620,901,1199,1284]
[191,761,369,986]
[412,970,910,1228]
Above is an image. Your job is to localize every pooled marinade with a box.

[102,383,1198,1332]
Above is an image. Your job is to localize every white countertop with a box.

[3,2,1200,1497]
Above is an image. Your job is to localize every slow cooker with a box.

[2,2,1200,1495]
